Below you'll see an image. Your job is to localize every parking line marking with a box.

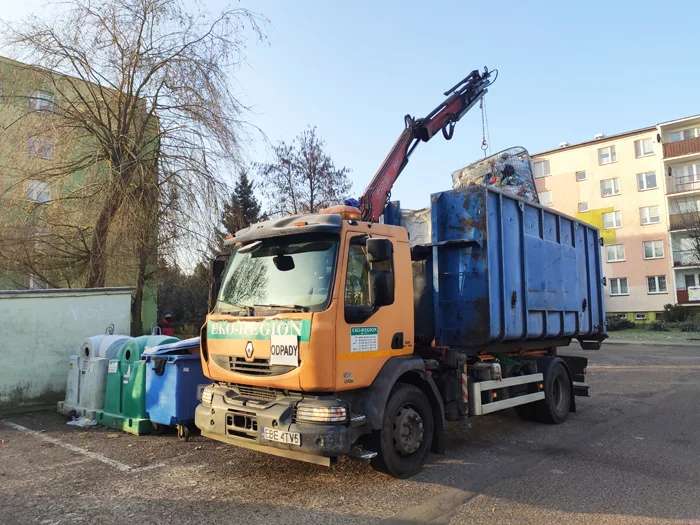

[2,421,163,473]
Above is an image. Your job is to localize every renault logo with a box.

[244,341,254,361]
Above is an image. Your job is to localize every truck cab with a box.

[197,207,434,476]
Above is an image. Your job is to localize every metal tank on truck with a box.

[195,69,607,478]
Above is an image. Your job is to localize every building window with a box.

[534,160,550,179]
[578,202,589,213]
[686,274,697,288]
[637,172,657,191]
[634,313,648,320]
[643,240,664,259]
[28,137,53,159]
[29,90,55,112]
[671,164,700,182]
[670,128,700,142]
[539,191,553,206]
[610,278,629,296]
[598,145,617,165]
[647,275,667,294]
[640,205,660,225]
[603,211,622,230]
[576,171,587,181]
[634,138,654,158]
[606,244,626,262]
[601,178,620,197]
[26,180,51,203]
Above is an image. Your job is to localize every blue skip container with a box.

[143,337,210,440]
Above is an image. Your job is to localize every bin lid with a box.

[142,337,200,357]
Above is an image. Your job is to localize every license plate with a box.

[262,427,301,445]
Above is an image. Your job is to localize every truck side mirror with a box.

[366,238,393,262]
[370,269,395,307]
[209,254,230,310]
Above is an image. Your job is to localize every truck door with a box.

[334,233,413,390]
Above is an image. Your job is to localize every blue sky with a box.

[5,0,699,210]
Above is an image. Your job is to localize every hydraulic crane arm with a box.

[359,67,497,222]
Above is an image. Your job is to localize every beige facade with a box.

[532,127,670,319]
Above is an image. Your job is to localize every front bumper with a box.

[195,384,351,464]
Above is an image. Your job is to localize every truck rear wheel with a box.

[370,383,434,479]
[535,362,571,424]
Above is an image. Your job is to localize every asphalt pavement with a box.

[2,342,700,524]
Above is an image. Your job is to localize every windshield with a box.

[216,233,338,313]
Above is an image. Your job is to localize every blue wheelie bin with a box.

[143,337,210,440]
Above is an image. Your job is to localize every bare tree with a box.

[668,197,700,267]
[1,0,265,331]
[258,127,352,216]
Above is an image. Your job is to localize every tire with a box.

[177,425,191,441]
[514,403,536,421]
[370,383,434,479]
[151,422,167,434]
[535,362,571,424]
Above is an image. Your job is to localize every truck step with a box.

[348,446,377,461]
[350,413,366,427]
[573,384,589,397]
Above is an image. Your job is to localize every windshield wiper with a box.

[253,303,310,313]
[218,303,254,316]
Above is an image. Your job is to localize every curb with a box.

[603,339,700,347]
[0,404,56,417]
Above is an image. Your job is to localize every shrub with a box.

[680,320,700,332]
[607,316,636,331]
[649,321,670,332]
[179,323,200,339]
[664,303,690,323]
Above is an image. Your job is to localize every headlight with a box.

[296,404,348,423]
[201,387,214,406]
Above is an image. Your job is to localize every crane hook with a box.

[442,113,457,140]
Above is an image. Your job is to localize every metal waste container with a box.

[57,335,131,418]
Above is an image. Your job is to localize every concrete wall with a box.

[0,287,133,409]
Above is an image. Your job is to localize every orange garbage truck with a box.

[195,70,607,478]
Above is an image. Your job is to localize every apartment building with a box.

[658,114,700,307]
[0,55,157,329]
[532,126,670,321]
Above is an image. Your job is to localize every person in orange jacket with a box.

[158,310,176,337]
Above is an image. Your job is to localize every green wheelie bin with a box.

[95,335,179,434]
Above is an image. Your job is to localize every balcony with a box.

[673,249,700,267]
[666,175,700,195]
[676,289,700,304]
[663,136,700,159]
[669,212,700,231]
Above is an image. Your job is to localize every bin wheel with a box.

[177,425,191,441]
[151,423,167,434]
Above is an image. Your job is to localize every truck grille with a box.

[210,354,295,377]
[230,357,272,375]
[236,385,279,401]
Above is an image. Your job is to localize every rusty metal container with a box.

[392,184,607,352]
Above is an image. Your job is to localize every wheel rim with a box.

[392,405,424,456]
[552,375,567,412]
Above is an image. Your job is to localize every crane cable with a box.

[480,97,491,157]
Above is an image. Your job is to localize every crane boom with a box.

[359,68,496,222]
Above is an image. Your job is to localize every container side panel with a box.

[427,186,606,348]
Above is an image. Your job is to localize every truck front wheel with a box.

[370,383,434,479]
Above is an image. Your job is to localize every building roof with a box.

[657,113,700,128]
[531,126,656,158]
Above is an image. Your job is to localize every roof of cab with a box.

[224,213,343,245]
